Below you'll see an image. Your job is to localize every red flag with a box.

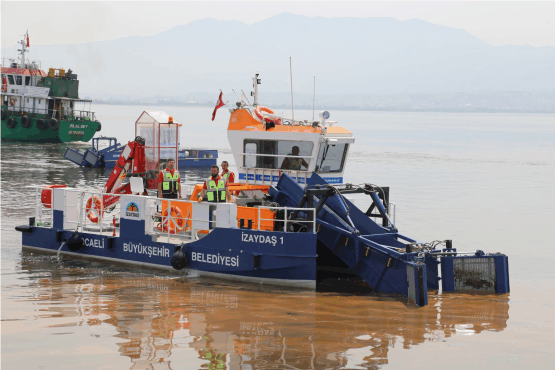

[212,92,225,121]
[26,34,30,47]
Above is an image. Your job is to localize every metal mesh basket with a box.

[453,257,496,292]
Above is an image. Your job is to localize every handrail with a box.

[257,205,316,232]
[2,106,97,121]
[238,152,316,159]
[28,186,316,242]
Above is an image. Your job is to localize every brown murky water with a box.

[2,107,554,369]
[2,253,511,369]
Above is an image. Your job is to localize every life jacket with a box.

[162,170,179,196]
[206,177,226,203]
[221,170,233,182]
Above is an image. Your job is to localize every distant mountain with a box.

[5,13,555,98]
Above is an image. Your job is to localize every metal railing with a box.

[258,206,316,232]
[28,186,317,242]
[144,197,198,242]
[29,186,54,228]
[3,107,97,121]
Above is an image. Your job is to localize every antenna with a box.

[312,76,316,121]
[289,57,294,124]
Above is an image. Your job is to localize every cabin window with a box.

[244,142,257,168]
[315,143,348,173]
[243,140,313,170]
[7,75,15,85]
[15,75,22,85]
[26,98,30,103]
[25,76,31,85]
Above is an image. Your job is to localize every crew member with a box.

[281,146,309,170]
[197,165,233,203]
[220,161,235,183]
[157,158,181,198]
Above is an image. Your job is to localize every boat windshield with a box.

[315,143,348,173]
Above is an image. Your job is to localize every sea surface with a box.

[2,106,554,369]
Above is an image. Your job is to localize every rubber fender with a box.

[48,118,59,130]
[15,225,33,233]
[6,117,17,129]
[171,247,188,270]
[66,232,84,251]
[96,122,102,132]
[37,119,48,131]
[1,109,6,120]
[21,115,31,128]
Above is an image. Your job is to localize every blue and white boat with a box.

[16,75,510,306]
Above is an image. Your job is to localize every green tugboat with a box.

[1,32,101,143]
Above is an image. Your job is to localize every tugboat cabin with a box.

[227,105,354,187]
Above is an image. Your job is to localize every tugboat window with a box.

[16,76,22,85]
[315,143,348,173]
[243,140,313,170]
[25,76,31,85]
[7,75,15,85]
[244,142,257,168]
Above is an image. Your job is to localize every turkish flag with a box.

[27,35,30,47]
[212,92,225,121]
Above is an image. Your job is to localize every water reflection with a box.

[13,253,509,370]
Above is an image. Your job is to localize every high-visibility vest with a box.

[221,171,233,182]
[162,170,179,196]
[206,178,226,203]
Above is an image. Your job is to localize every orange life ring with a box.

[9,97,16,106]
[86,196,104,223]
[255,106,281,125]
[1,84,6,93]
[156,206,187,234]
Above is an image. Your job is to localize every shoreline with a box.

[92,101,555,114]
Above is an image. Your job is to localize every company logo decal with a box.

[126,202,140,218]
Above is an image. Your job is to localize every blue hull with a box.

[21,226,317,288]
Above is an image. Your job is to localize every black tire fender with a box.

[37,119,48,131]
[48,118,59,130]
[21,115,31,128]
[6,117,17,129]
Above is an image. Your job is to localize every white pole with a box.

[289,57,294,124]
[312,76,316,121]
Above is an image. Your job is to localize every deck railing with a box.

[3,107,97,121]
[28,187,317,245]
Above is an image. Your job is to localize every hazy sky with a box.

[1,1,554,49]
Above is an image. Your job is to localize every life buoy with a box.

[9,97,16,106]
[156,206,187,234]
[86,196,104,223]
[48,118,59,130]
[37,119,48,131]
[1,84,6,93]
[6,117,17,129]
[255,106,281,125]
[21,116,31,128]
